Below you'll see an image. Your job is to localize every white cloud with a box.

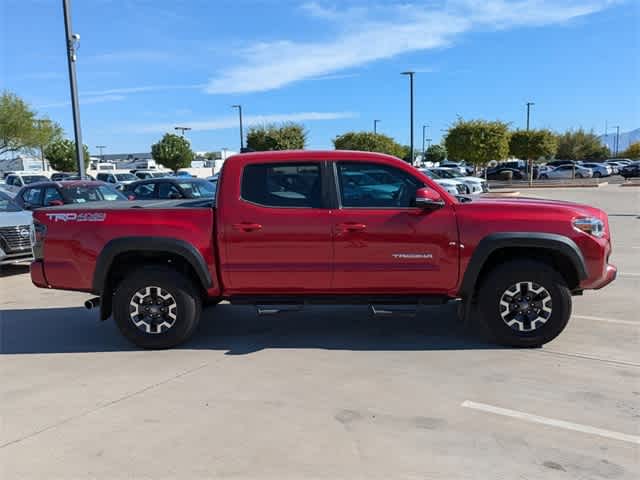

[131,111,358,134]
[83,84,205,96]
[206,0,616,94]
[37,94,126,109]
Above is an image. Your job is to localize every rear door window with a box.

[44,188,64,206]
[241,163,322,208]
[21,187,43,207]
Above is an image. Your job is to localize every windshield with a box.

[178,180,215,198]
[115,173,136,181]
[420,169,441,179]
[437,169,462,178]
[0,191,22,212]
[22,175,49,184]
[61,185,127,203]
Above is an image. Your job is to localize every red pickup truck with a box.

[30,151,616,349]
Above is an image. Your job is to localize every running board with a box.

[256,304,303,315]
[369,304,418,317]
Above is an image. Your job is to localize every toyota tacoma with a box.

[30,151,616,349]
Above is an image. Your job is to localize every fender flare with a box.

[458,232,588,300]
[92,236,213,295]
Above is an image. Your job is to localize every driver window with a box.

[337,162,422,208]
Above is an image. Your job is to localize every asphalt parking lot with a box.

[1,185,638,479]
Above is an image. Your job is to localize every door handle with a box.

[338,222,367,232]
[232,222,262,232]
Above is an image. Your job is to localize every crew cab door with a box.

[330,162,459,293]
[219,160,332,293]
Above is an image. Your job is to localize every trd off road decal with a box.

[45,212,107,223]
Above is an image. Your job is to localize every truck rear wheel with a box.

[477,260,572,347]
[113,267,202,349]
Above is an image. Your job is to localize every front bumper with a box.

[590,264,617,290]
[0,247,33,266]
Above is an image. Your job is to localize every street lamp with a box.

[401,71,415,163]
[526,102,535,131]
[174,126,191,137]
[422,124,430,159]
[609,125,620,157]
[232,105,244,150]
[373,119,381,134]
[96,145,106,162]
[62,0,86,179]
[525,101,535,185]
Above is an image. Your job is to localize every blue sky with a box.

[2,0,639,155]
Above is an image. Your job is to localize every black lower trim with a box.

[229,294,450,306]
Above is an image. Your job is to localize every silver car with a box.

[580,162,612,178]
[538,164,593,179]
[0,190,33,265]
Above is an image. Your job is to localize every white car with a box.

[432,167,488,194]
[439,161,468,175]
[3,172,49,192]
[96,171,138,189]
[538,164,593,179]
[0,190,33,265]
[419,169,467,196]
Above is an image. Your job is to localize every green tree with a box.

[621,141,640,159]
[509,129,558,161]
[425,144,447,163]
[555,129,609,160]
[44,139,90,172]
[0,91,62,155]
[333,132,407,159]
[444,119,510,169]
[246,122,307,151]
[151,133,194,171]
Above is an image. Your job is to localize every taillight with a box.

[32,219,47,260]
[34,220,47,243]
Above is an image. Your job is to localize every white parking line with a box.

[573,314,637,326]
[461,401,640,445]
[619,272,640,278]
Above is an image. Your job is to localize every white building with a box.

[0,154,50,175]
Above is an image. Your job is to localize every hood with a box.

[435,179,462,187]
[458,176,485,183]
[464,195,605,219]
[0,210,33,228]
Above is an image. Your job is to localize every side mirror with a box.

[48,200,64,206]
[168,192,183,199]
[23,202,33,210]
[127,195,136,201]
[415,187,444,209]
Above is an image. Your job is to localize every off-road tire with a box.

[113,266,202,349]
[477,260,572,347]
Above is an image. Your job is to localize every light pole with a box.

[232,105,244,151]
[526,101,535,185]
[96,145,106,162]
[35,119,51,171]
[422,124,430,160]
[401,71,415,163]
[608,125,620,157]
[174,126,191,137]
[373,119,381,134]
[62,0,85,179]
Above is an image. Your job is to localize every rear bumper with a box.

[30,260,48,288]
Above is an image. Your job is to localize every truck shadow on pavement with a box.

[1,303,501,355]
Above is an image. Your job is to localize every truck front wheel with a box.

[477,260,572,347]
[113,267,202,349]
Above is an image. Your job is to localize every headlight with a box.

[573,217,605,238]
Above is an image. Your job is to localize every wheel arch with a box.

[94,237,213,320]
[459,232,588,302]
